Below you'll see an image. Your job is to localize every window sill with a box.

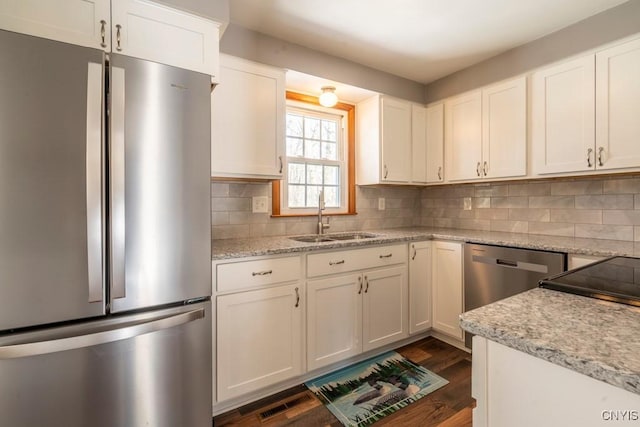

[271,211,358,218]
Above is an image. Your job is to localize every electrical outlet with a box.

[378,197,386,210]
[463,197,472,210]
[252,196,268,213]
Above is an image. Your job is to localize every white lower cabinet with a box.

[306,245,409,371]
[214,255,303,402]
[431,241,464,341]
[409,241,432,334]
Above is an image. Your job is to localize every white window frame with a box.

[281,100,349,215]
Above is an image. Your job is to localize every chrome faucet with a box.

[317,190,330,235]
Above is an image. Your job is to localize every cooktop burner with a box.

[539,256,640,307]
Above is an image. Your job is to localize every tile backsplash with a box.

[211,175,640,241]
[211,182,420,239]
[418,176,640,242]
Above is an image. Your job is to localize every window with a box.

[272,92,355,216]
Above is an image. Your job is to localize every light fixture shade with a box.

[319,86,338,107]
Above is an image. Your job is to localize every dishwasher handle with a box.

[496,258,518,267]
[472,254,549,274]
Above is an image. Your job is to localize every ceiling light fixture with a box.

[319,86,338,107]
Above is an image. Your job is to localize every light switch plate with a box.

[252,196,268,213]
[378,197,386,210]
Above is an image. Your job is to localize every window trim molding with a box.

[272,91,356,217]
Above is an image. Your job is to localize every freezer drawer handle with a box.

[0,308,204,359]
[251,270,273,276]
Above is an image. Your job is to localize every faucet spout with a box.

[317,190,330,235]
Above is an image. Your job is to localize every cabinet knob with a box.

[587,148,593,168]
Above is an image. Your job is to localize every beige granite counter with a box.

[212,227,640,260]
[460,288,640,395]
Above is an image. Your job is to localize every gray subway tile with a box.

[636,194,640,210]
[509,208,550,222]
[574,195,634,210]
[210,182,229,197]
[473,197,491,209]
[550,209,602,224]
[603,178,640,194]
[211,197,252,212]
[508,182,551,196]
[636,226,640,242]
[603,210,640,225]
[529,222,575,237]
[475,208,509,220]
[211,212,229,225]
[575,224,634,241]
[474,184,509,197]
[490,196,528,208]
[490,220,529,233]
[212,224,250,239]
[229,183,270,197]
[528,196,574,208]
[550,180,603,196]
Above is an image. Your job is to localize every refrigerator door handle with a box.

[110,66,126,300]
[86,62,104,303]
[0,308,204,359]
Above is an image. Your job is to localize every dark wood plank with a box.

[213,337,474,427]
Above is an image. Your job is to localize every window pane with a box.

[307,164,323,185]
[304,117,321,139]
[324,186,339,207]
[322,120,337,141]
[322,142,337,160]
[286,137,303,157]
[304,139,321,159]
[288,185,305,207]
[324,165,340,185]
[288,163,305,184]
[286,114,303,137]
[307,185,321,207]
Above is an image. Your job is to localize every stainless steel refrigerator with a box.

[0,29,212,426]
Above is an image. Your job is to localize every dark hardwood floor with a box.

[213,337,473,426]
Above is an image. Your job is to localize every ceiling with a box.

[229,0,628,85]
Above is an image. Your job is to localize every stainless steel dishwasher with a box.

[464,243,566,348]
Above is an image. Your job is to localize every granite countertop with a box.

[460,288,640,395]
[212,226,640,260]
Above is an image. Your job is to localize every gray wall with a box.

[219,23,425,103]
[152,0,229,23]
[425,0,640,102]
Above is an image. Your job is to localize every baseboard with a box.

[429,330,470,353]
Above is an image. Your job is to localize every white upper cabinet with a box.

[482,76,527,178]
[0,0,111,50]
[595,37,640,170]
[411,104,428,184]
[445,90,483,181]
[425,103,445,183]
[211,55,285,179]
[111,0,219,77]
[446,76,527,182]
[0,0,220,77]
[356,95,412,185]
[532,55,596,174]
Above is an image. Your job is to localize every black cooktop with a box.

[539,256,640,307]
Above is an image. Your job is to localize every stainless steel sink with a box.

[289,232,378,243]
[328,232,378,240]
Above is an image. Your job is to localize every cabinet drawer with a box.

[216,256,301,292]
[307,244,407,278]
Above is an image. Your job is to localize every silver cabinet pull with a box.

[86,62,104,303]
[587,148,593,167]
[278,156,283,174]
[383,164,388,179]
[251,270,273,276]
[379,253,393,259]
[437,166,442,181]
[411,244,417,260]
[115,24,122,51]
[294,287,300,308]
[598,147,604,167]
[329,260,345,266]
[100,20,107,48]
[483,161,488,176]
[476,161,481,177]
[358,276,363,294]
[364,275,369,293]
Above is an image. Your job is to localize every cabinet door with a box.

[532,55,595,174]
[111,0,219,77]
[596,37,640,170]
[411,104,427,184]
[381,97,411,183]
[211,55,285,178]
[432,241,463,340]
[409,242,432,334]
[0,0,110,50]
[217,284,303,401]
[482,76,527,179]
[307,274,362,371]
[362,266,408,352]
[445,91,482,181]
[425,103,445,183]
